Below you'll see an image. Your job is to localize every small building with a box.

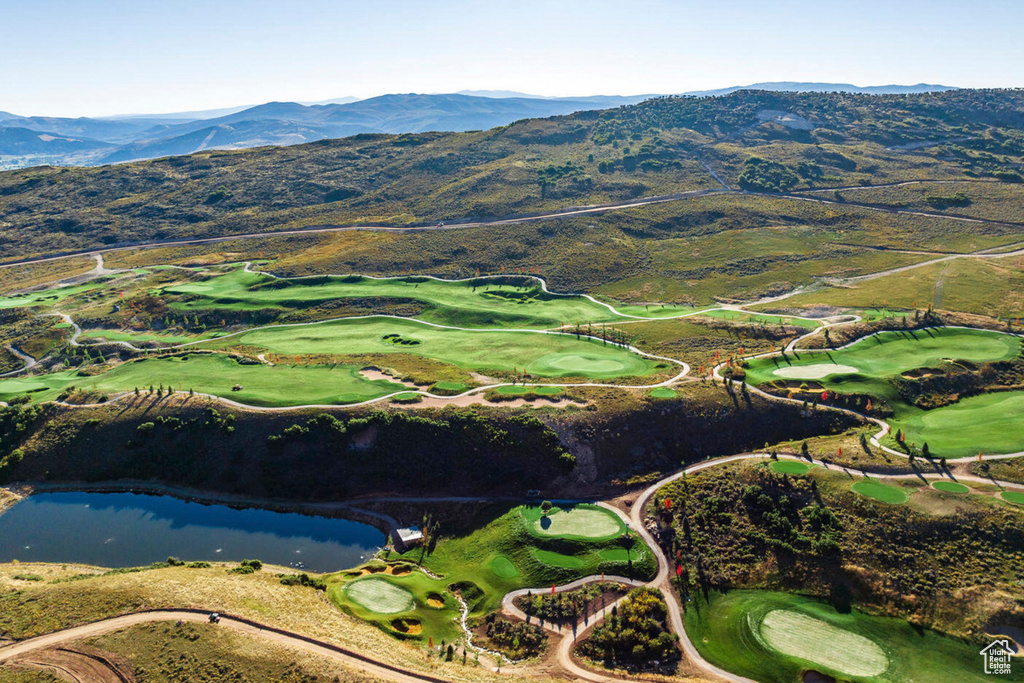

[394,526,424,552]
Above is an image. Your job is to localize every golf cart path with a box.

[0,609,451,683]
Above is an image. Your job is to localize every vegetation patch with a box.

[648,387,677,399]
[1001,491,1024,505]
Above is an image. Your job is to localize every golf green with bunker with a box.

[742,328,1024,457]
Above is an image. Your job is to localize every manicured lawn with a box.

[685,590,1012,683]
[769,460,812,475]
[521,504,626,542]
[1001,491,1024,505]
[390,504,654,621]
[743,328,1024,457]
[648,387,677,399]
[932,480,971,494]
[892,391,1024,458]
[0,354,408,407]
[0,279,111,309]
[200,317,662,380]
[851,480,909,504]
[495,385,529,395]
[490,556,518,579]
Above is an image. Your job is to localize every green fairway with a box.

[201,316,662,380]
[343,577,415,614]
[851,480,909,504]
[932,480,971,494]
[648,387,677,399]
[0,354,408,407]
[522,504,626,541]
[0,279,111,309]
[769,460,812,475]
[684,590,1019,683]
[745,328,1020,388]
[532,549,585,568]
[164,268,689,328]
[743,328,1024,457]
[1001,491,1024,505]
[892,391,1024,458]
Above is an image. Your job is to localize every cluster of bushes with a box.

[737,157,800,193]
[228,559,263,574]
[479,614,545,659]
[279,572,327,590]
[0,404,44,476]
[577,587,677,669]
[519,582,623,624]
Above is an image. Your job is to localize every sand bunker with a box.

[773,364,858,380]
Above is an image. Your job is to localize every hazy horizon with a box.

[3,0,1022,118]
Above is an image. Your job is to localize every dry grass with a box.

[0,562,564,683]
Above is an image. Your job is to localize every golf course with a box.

[742,327,1024,456]
[326,503,655,645]
[684,590,1020,682]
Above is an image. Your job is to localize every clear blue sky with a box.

[3,0,1022,117]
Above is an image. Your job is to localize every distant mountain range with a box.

[0,83,955,169]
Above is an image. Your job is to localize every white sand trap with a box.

[758,609,888,677]
[773,364,858,380]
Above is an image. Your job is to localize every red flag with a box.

[739,347,744,354]
[664,498,672,509]
[551,584,556,594]
[676,564,683,577]
[821,391,828,401]
[715,351,720,359]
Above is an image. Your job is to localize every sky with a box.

[3,0,1023,117]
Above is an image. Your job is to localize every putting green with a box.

[527,506,624,540]
[490,555,519,579]
[758,609,889,677]
[343,578,415,614]
[201,317,658,380]
[745,328,1024,457]
[769,460,812,475]
[532,549,585,569]
[496,385,528,395]
[772,363,858,379]
[932,480,970,494]
[1001,491,1024,505]
[649,387,677,399]
[533,385,562,395]
[527,353,631,375]
[851,480,909,504]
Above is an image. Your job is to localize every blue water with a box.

[0,491,385,573]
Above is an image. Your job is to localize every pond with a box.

[0,491,385,573]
